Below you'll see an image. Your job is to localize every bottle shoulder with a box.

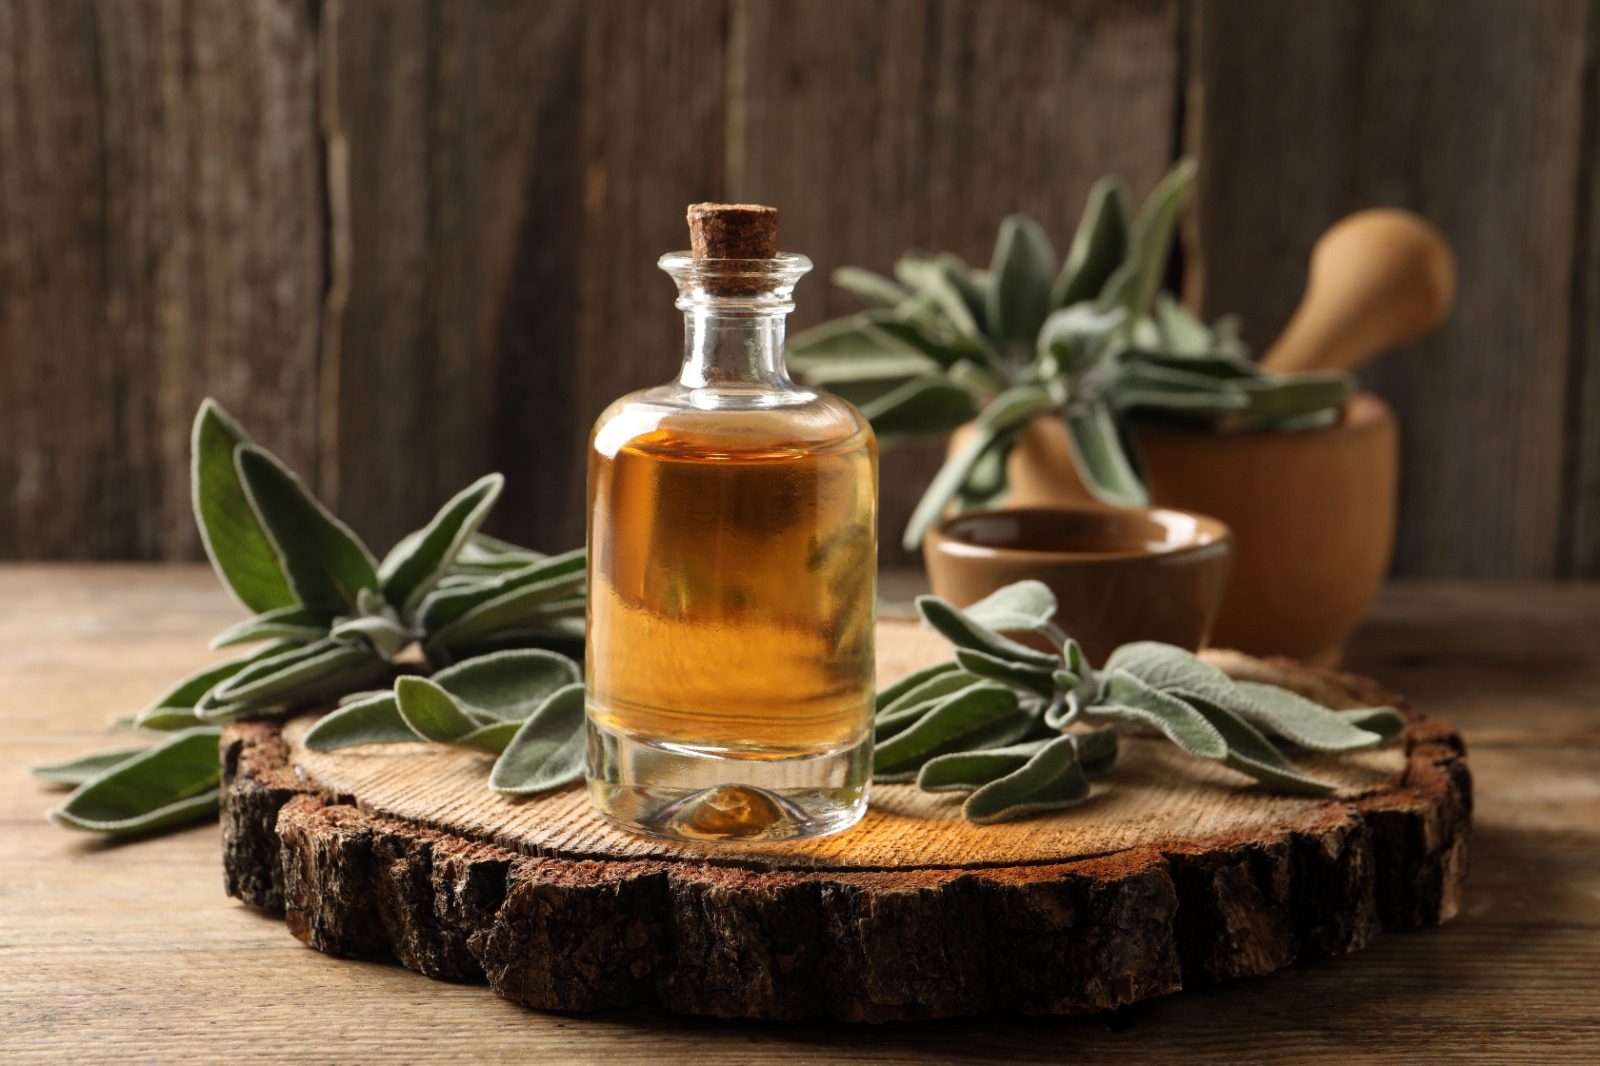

[591,384,873,461]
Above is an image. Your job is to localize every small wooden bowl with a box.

[922,506,1233,667]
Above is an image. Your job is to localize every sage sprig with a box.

[39,399,589,836]
[789,158,1356,549]
[877,580,1406,824]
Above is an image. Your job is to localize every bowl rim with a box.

[926,504,1233,565]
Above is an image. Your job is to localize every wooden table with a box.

[5,566,1597,1064]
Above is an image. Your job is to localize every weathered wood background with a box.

[1,0,1595,577]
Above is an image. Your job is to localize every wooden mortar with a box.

[950,209,1456,665]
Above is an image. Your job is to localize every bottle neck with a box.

[678,307,793,390]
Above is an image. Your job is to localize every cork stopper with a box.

[687,203,779,261]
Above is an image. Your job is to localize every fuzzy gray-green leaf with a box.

[1099,157,1196,324]
[876,676,988,741]
[302,693,420,752]
[858,375,979,441]
[1063,399,1148,507]
[31,747,147,788]
[872,682,1020,777]
[432,648,582,721]
[329,614,412,659]
[1053,177,1131,310]
[954,647,1057,699]
[1183,694,1337,794]
[418,548,585,633]
[916,739,1048,792]
[488,683,587,794]
[210,605,330,649]
[875,660,962,712]
[962,735,1092,825]
[379,473,504,615]
[916,594,1061,668]
[1093,670,1228,759]
[1229,681,1399,751]
[394,676,481,743]
[988,214,1056,347]
[49,726,223,836]
[235,444,379,612]
[203,639,391,716]
[191,400,297,614]
[958,579,1058,634]
[832,266,909,309]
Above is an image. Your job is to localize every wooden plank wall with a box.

[0,0,1596,577]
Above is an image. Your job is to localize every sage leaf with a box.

[916,593,1060,668]
[832,265,909,308]
[133,707,208,732]
[488,683,587,794]
[1107,641,1236,702]
[872,682,1020,778]
[235,444,380,612]
[1063,399,1148,507]
[788,313,942,382]
[916,738,1050,792]
[1100,157,1196,324]
[457,719,522,755]
[1093,670,1227,759]
[378,473,505,614]
[1071,726,1120,777]
[875,660,962,711]
[211,605,330,649]
[1151,294,1218,355]
[191,400,296,613]
[902,383,1054,550]
[1052,177,1131,310]
[954,647,1057,699]
[988,214,1057,347]
[1037,304,1125,376]
[962,735,1092,825]
[418,548,585,633]
[394,676,482,743]
[895,254,985,345]
[31,747,146,787]
[876,677,988,741]
[203,639,391,717]
[145,644,294,711]
[1229,681,1400,751]
[431,648,582,721]
[329,614,412,659]
[424,575,588,651]
[49,726,223,836]
[958,579,1058,634]
[1236,372,1352,421]
[877,667,979,718]
[954,426,1017,509]
[1183,695,1337,794]
[302,692,419,752]
[858,375,979,441]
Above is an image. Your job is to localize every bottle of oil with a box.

[585,203,876,842]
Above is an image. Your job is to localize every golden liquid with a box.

[587,395,876,755]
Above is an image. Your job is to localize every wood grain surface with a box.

[4,1,1598,577]
[3,565,1597,1061]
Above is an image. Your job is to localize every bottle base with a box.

[585,718,871,843]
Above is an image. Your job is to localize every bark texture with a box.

[220,674,1470,1021]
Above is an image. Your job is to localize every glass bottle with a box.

[585,204,877,842]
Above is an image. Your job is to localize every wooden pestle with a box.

[1260,209,1456,375]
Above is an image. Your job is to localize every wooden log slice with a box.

[221,620,1470,1021]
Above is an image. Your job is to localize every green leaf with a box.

[1230,681,1401,752]
[488,683,588,794]
[456,719,522,755]
[1063,399,1149,507]
[431,648,582,721]
[987,214,1057,347]
[954,426,1017,509]
[1092,670,1228,759]
[1151,294,1219,355]
[1052,178,1131,310]
[876,675,988,740]
[831,266,909,309]
[31,747,147,787]
[1182,694,1337,794]
[424,576,587,652]
[895,255,985,343]
[873,682,1020,778]
[302,692,421,752]
[144,645,294,712]
[1234,373,1353,421]
[235,444,379,612]
[210,605,331,649]
[378,473,505,615]
[1105,364,1250,416]
[49,726,223,836]
[190,400,296,613]
[954,647,1058,699]
[329,614,412,659]
[418,548,585,633]
[202,639,391,718]
[1037,304,1126,376]
[875,660,963,712]
[916,593,1061,668]
[394,676,482,743]
[902,384,1055,550]
[916,739,1049,792]
[958,579,1058,634]
[1099,158,1196,324]
[962,735,1092,824]
[788,313,942,382]
[857,375,980,441]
